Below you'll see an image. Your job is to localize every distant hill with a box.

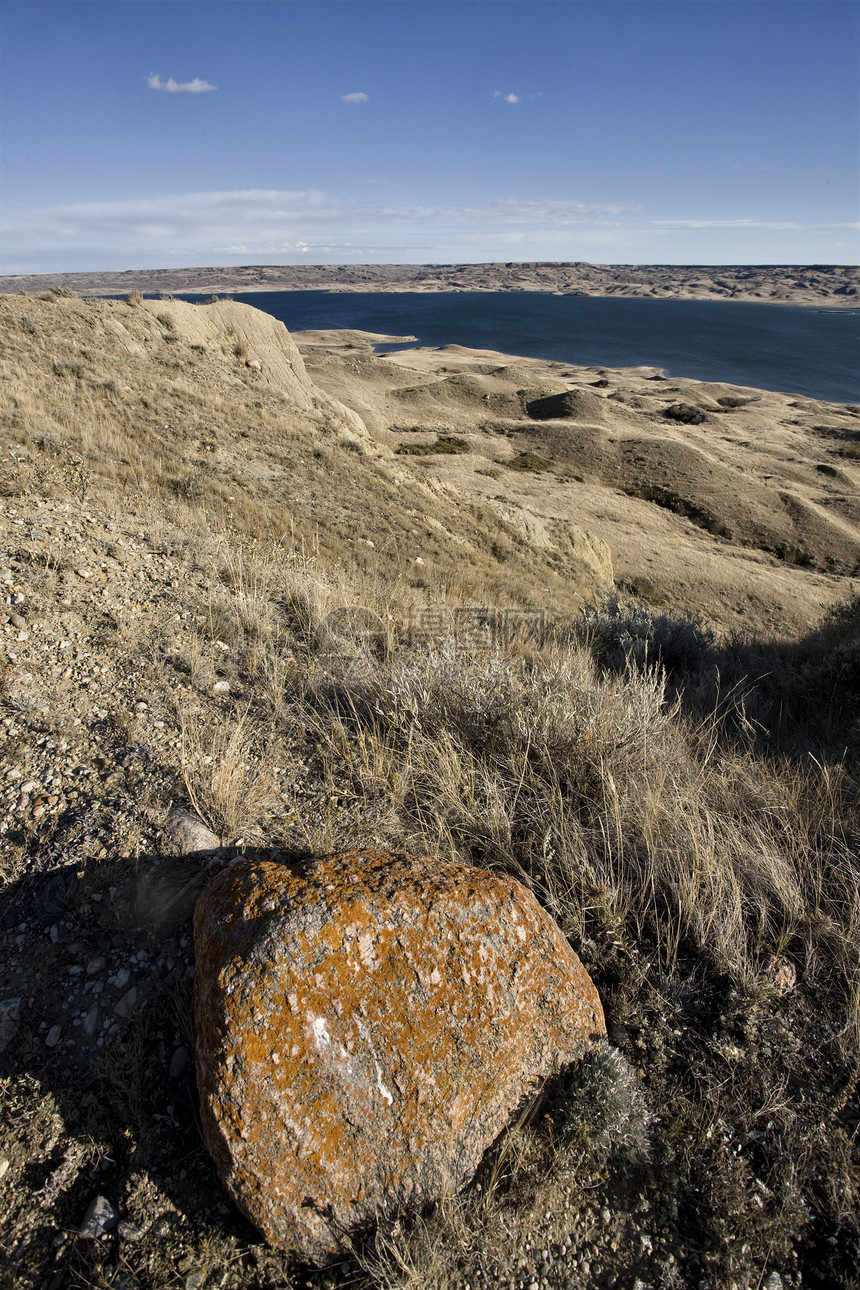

[1,260,857,304]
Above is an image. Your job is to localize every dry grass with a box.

[146,526,859,1284]
[178,704,281,846]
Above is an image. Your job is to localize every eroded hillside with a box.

[296,329,860,637]
[0,293,612,612]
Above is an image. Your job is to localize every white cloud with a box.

[340,91,369,104]
[1,188,857,272]
[493,91,520,103]
[147,73,217,94]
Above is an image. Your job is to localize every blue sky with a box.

[1,0,857,271]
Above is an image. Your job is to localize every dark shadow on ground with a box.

[0,845,336,1290]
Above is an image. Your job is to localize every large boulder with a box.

[194,850,605,1262]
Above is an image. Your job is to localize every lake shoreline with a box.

[204,291,860,404]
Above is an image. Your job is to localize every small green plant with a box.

[340,435,366,453]
[506,451,549,472]
[553,1044,650,1163]
[397,434,470,456]
[51,359,84,378]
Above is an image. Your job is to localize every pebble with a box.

[45,1024,61,1048]
[170,1045,189,1079]
[117,1217,145,1241]
[0,1159,9,1180]
[79,1194,120,1239]
[212,679,230,695]
[0,997,21,1053]
[114,987,138,1018]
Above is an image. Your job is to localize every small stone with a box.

[9,613,26,629]
[114,987,138,1019]
[0,998,21,1054]
[117,1217,144,1241]
[762,956,796,995]
[601,1207,611,1223]
[212,680,230,696]
[83,1005,99,1036]
[0,1158,9,1180]
[763,1276,783,1290]
[114,967,131,990]
[45,1024,61,1048]
[170,1045,189,1079]
[113,1275,140,1290]
[166,805,220,855]
[79,1194,120,1239]
[186,1273,206,1290]
[86,956,106,975]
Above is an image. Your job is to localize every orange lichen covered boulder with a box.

[193,850,605,1262]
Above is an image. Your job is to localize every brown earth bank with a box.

[1,291,859,1290]
[1,261,858,305]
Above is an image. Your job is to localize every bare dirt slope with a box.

[295,329,860,639]
[1,261,857,304]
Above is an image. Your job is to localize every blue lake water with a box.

[182,292,860,405]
